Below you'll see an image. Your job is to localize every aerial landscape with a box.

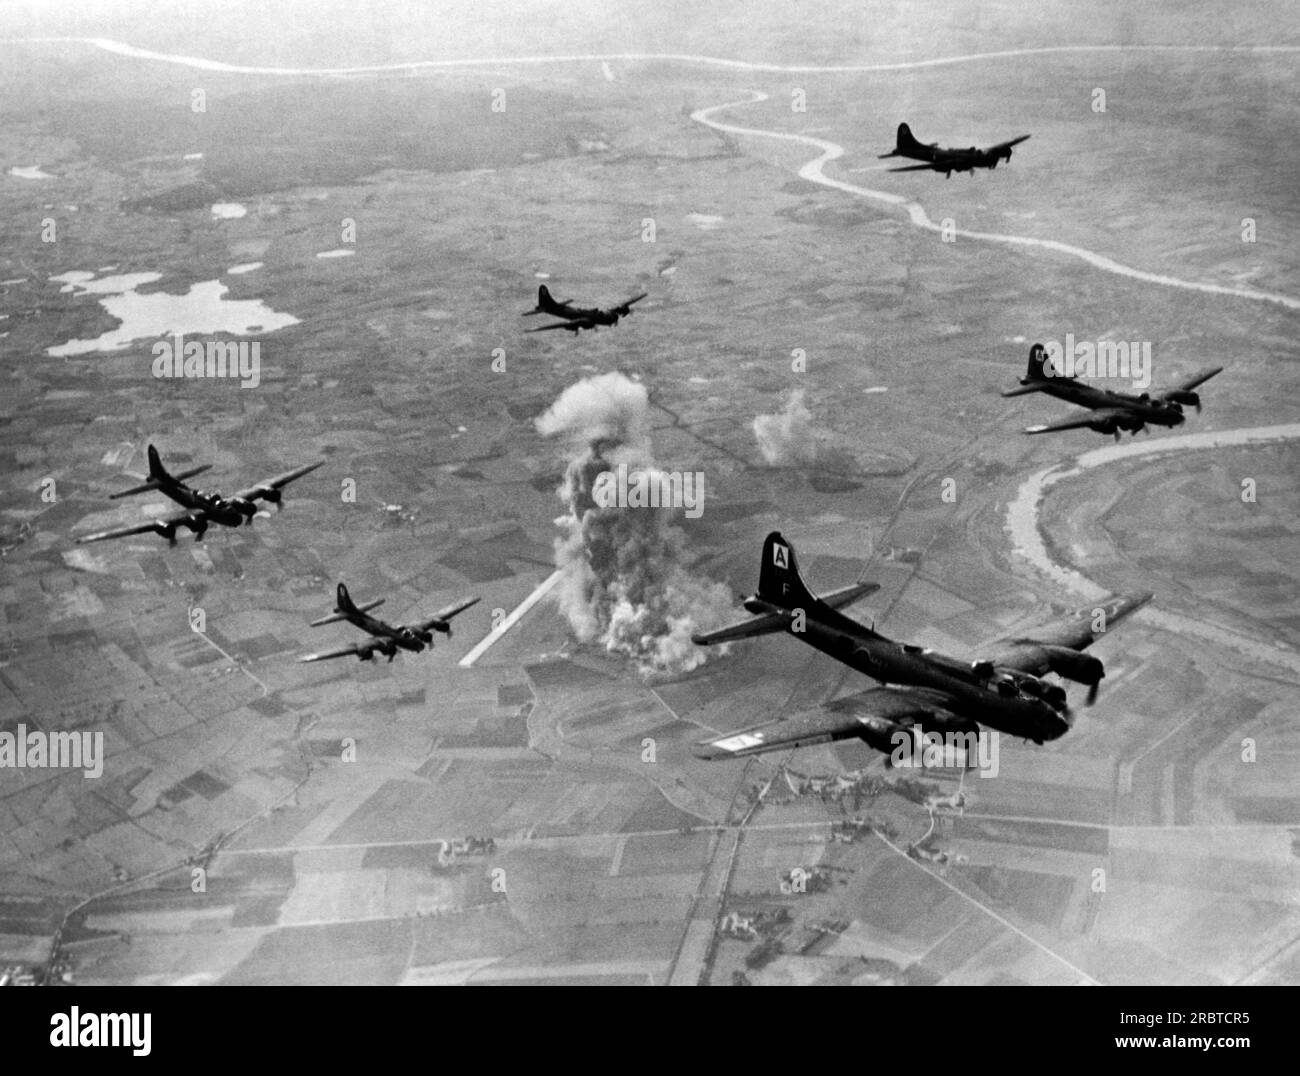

[0,0,1297,988]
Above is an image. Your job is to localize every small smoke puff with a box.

[753,389,817,466]
[535,371,651,456]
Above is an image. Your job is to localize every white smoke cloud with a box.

[536,372,734,679]
[752,389,818,466]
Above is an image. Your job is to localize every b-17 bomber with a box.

[522,284,647,334]
[880,122,1030,177]
[1004,343,1224,440]
[693,532,1151,760]
[299,582,480,663]
[75,445,324,545]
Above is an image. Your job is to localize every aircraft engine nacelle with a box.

[859,720,909,758]
[1043,682,1068,710]
[987,667,1052,702]
[993,676,1018,698]
[1164,389,1200,411]
[261,488,283,507]
[416,629,436,646]
[1038,645,1104,687]
[1088,416,1120,436]
[1017,676,1044,698]
[156,521,178,546]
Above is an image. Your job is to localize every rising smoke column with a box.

[536,372,733,678]
[752,389,818,466]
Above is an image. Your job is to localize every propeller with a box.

[1086,680,1100,706]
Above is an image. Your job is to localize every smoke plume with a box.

[753,389,818,466]
[536,372,733,678]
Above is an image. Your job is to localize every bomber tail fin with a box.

[1026,342,1054,380]
[311,583,384,627]
[896,122,922,151]
[1002,344,1058,397]
[880,122,925,158]
[523,284,556,316]
[147,444,169,481]
[757,532,819,610]
[336,582,358,615]
[111,443,210,498]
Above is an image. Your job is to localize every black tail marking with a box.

[757,531,816,610]
[336,582,357,615]
[1027,343,1052,380]
[146,444,169,481]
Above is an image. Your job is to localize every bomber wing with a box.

[694,686,956,760]
[987,134,1031,154]
[1023,408,1129,434]
[75,509,198,545]
[1002,383,1047,398]
[1156,366,1224,402]
[691,581,879,645]
[299,640,387,663]
[610,293,647,316]
[527,320,590,334]
[978,593,1152,703]
[985,593,1153,668]
[234,459,325,503]
[691,609,792,645]
[416,595,481,633]
[888,163,938,173]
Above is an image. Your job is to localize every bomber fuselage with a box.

[1022,377,1186,428]
[784,607,1070,743]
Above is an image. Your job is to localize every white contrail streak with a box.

[458,570,562,667]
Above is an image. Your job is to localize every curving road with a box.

[1005,424,1300,675]
[691,91,1300,311]
[3,36,1297,76]
[8,34,1296,309]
